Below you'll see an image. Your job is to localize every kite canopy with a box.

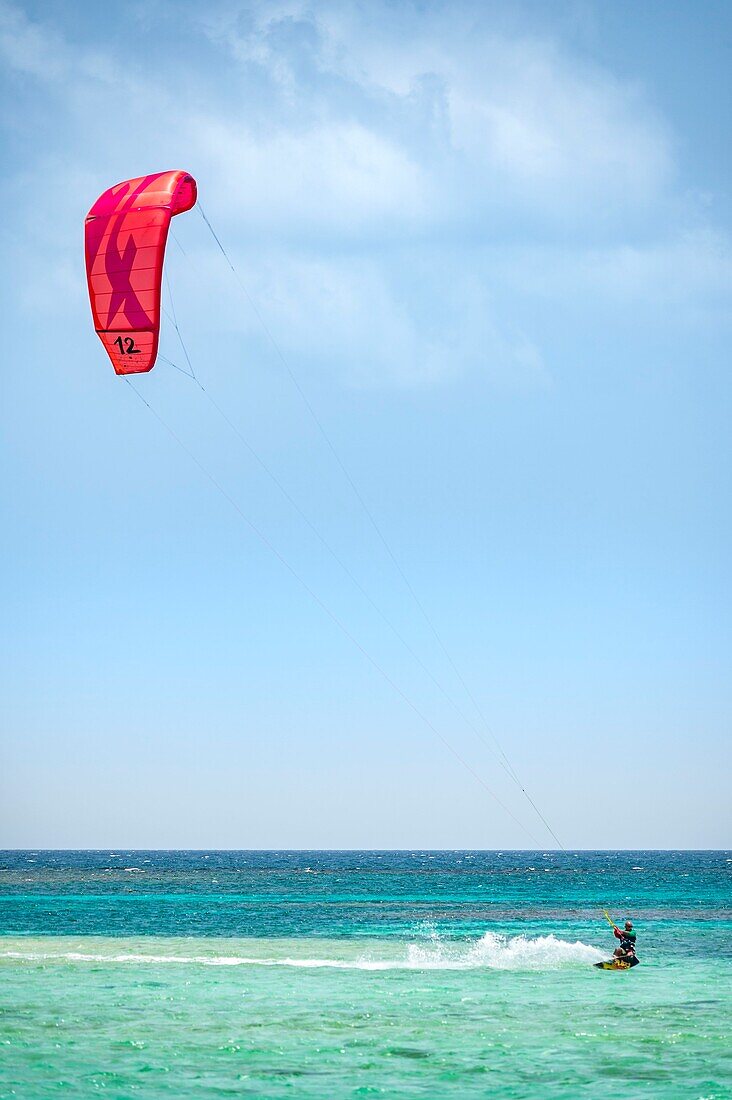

[85,171,197,375]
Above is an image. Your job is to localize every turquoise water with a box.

[1,852,730,1098]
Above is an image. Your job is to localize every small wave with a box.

[407,933,603,970]
[0,933,604,972]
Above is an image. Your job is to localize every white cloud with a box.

[194,117,433,235]
[0,0,65,78]
[201,1,673,224]
[0,0,726,389]
[490,230,732,311]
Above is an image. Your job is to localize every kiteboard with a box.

[594,957,639,970]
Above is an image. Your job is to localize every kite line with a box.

[124,375,541,846]
[195,203,565,850]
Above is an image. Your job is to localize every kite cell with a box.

[85,171,197,375]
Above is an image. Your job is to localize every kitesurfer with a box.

[612,920,637,962]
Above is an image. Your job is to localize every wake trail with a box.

[1,933,604,972]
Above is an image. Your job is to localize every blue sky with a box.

[1,0,730,848]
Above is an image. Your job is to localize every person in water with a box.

[612,920,637,962]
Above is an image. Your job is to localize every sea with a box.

[0,850,730,1099]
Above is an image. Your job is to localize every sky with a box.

[1,0,730,849]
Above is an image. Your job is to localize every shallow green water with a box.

[1,852,730,1098]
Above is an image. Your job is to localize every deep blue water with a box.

[1,850,729,953]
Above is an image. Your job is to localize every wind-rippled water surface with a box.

[1,851,730,1098]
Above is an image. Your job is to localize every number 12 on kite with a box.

[113,336,141,355]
